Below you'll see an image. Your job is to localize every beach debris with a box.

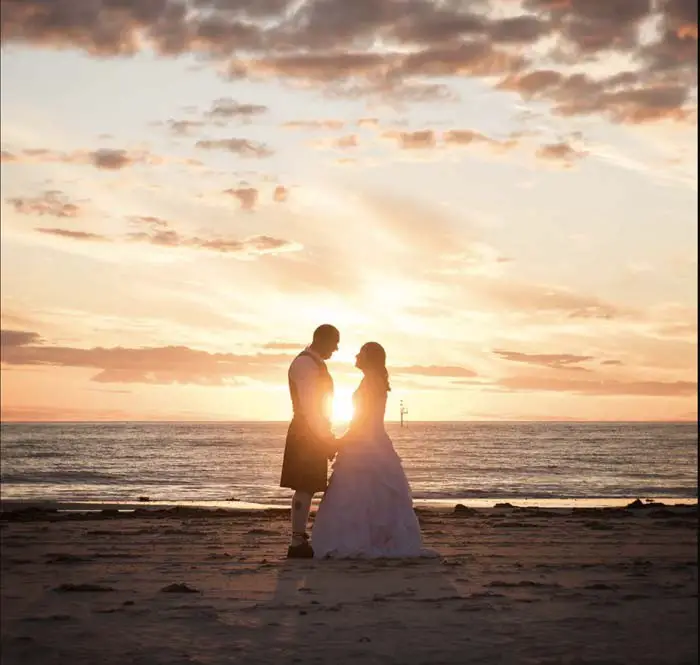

[453,504,477,516]
[54,583,115,593]
[45,553,93,564]
[226,497,240,501]
[246,528,278,536]
[494,502,514,509]
[138,496,150,502]
[22,614,74,622]
[160,583,199,593]
[487,580,561,588]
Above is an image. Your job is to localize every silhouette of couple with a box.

[280,324,435,559]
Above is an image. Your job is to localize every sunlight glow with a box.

[332,388,355,424]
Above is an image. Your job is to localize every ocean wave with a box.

[1,422,696,502]
[411,486,698,500]
[0,470,123,484]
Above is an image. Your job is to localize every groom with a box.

[280,324,339,558]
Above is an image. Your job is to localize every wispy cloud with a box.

[7,190,81,217]
[34,215,301,259]
[37,228,108,241]
[1,147,166,169]
[497,375,697,397]
[0,329,301,385]
[494,349,595,371]
[195,138,273,158]
[205,98,268,119]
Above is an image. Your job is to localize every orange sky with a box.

[0,0,697,422]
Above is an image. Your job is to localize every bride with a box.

[312,342,436,559]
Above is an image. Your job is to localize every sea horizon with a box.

[2,418,697,425]
[2,421,696,506]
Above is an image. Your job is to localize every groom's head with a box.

[311,324,340,360]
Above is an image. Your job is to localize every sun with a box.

[331,388,355,424]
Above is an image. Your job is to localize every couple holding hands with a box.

[280,324,434,560]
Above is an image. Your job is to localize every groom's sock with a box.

[291,491,313,546]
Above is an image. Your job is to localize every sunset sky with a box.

[0,0,697,423]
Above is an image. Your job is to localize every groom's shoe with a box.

[287,534,314,559]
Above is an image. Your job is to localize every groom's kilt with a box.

[280,417,328,494]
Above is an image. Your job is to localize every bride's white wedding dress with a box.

[311,378,436,559]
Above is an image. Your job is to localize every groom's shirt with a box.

[288,346,333,441]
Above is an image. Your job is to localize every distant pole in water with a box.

[400,400,408,427]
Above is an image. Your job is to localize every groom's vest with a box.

[289,351,334,425]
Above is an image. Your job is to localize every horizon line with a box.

[1,419,697,425]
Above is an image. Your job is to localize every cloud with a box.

[667,2,698,40]
[0,0,276,56]
[91,148,139,169]
[6,190,81,217]
[442,129,490,146]
[524,0,652,55]
[497,375,697,397]
[2,147,164,169]
[167,119,206,135]
[0,328,295,385]
[383,129,437,150]
[263,341,302,350]
[500,69,695,125]
[282,120,346,130]
[36,228,109,241]
[332,79,457,104]
[391,365,479,378]
[558,80,693,124]
[163,98,268,136]
[536,141,588,166]
[224,186,259,210]
[380,127,519,153]
[1,0,695,125]
[394,41,526,79]
[334,134,360,149]
[243,41,522,94]
[443,129,519,153]
[130,215,170,228]
[195,138,273,158]
[273,185,289,202]
[494,349,594,371]
[125,227,299,256]
[195,235,298,255]
[0,330,42,348]
[206,97,268,119]
[242,51,394,82]
[34,216,301,258]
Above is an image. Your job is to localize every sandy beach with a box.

[1,503,697,665]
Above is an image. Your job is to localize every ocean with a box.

[1,421,697,507]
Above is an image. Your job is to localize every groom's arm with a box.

[289,357,335,446]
